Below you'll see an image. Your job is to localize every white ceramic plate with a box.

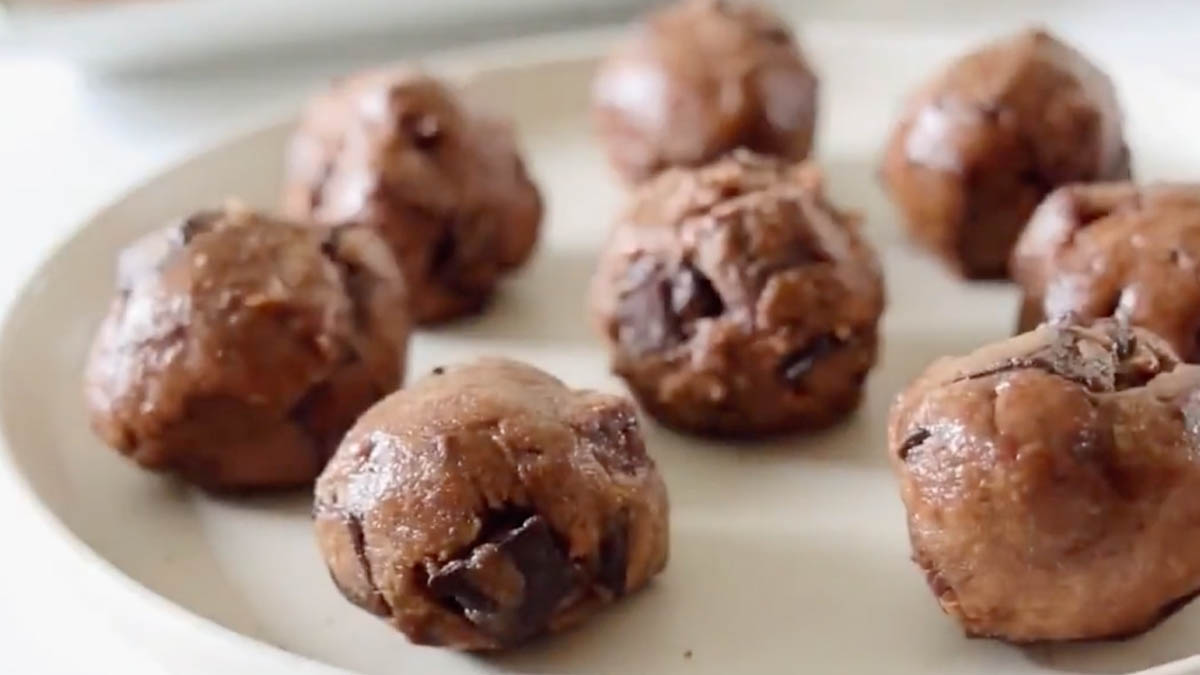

[3,24,1200,675]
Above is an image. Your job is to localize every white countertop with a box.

[1,2,1199,673]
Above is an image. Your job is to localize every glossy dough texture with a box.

[282,69,542,323]
[881,29,1130,279]
[1013,182,1200,360]
[85,206,411,491]
[889,319,1200,642]
[591,151,884,437]
[592,0,818,183]
[313,358,669,650]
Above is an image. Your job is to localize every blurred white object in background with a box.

[0,0,653,72]
[2,0,1199,78]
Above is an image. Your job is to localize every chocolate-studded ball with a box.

[313,358,669,650]
[591,151,884,437]
[282,68,542,323]
[889,319,1200,641]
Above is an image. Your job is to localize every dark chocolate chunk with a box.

[617,259,725,356]
[287,379,338,465]
[615,258,676,356]
[427,559,498,614]
[597,510,630,595]
[898,428,931,461]
[309,159,334,212]
[758,22,792,44]
[779,334,841,387]
[319,229,376,329]
[574,404,647,476]
[430,227,457,275]
[473,505,538,543]
[959,326,1111,389]
[1111,327,1176,389]
[671,264,724,323]
[1080,425,1138,499]
[342,512,392,616]
[426,514,575,645]
[953,324,1175,393]
[346,513,368,570]
[178,209,221,244]
[341,268,375,329]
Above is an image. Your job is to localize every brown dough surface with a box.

[282,68,542,323]
[85,206,410,491]
[313,358,669,650]
[881,28,1130,279]
[889,318,1200,642]
[1012,182,1200,360]
[591,150,884,437]
[592,0,818,183]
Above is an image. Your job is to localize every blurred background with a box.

[0,0,1194,301]
[0,0,1194,258]
[0,1,1195,238]
[0,1,1197,672]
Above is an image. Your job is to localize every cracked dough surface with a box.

[590,150,884,437]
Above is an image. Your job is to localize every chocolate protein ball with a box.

[84,206,410,491]
[313,358,669,650]
[282,68,542,323]
[889,319,1200,642]
[591,151,884,437]
[881,28,1130,279]
[592,0,818,183]
[1013,182,1200,360]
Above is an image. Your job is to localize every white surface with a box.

[3,22,1200,675]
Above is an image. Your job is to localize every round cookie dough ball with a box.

[1013,182,1200,360]
[881,28,1130,279]
[85,206,411,491]
[313,358,669,650]
[592,0,818,184]
[591,151,884,437]
[282,68,542,324]
[889,319,1200,642]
